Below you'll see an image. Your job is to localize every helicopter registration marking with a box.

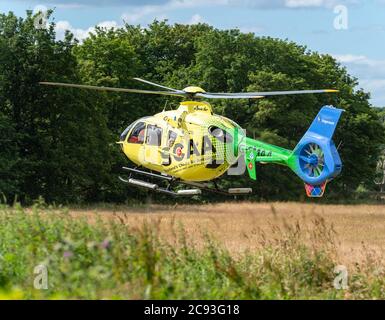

[246,146,273,157]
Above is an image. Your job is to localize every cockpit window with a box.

[146,125,163,146]
[120,117,150,142]
[128,122,146,144]
[120,123,134,142]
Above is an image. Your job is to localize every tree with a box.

[1,12,383,203]
[0,112,20,201]
[0,11,114,203]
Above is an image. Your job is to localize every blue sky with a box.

[1,0,385,106]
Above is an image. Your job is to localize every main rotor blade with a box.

[132,78,183,93]
[196,93,264,99]
[203,89,339,97]
[39,82,186,97]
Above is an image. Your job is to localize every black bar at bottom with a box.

[0,300,379,319]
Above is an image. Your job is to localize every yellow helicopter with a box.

[40,78,343,197]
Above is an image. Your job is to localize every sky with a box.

[1,0,385,106]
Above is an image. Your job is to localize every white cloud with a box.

[188,14,205,24]
[333,54,367,64]
[96,20,120,29]
[361,79,385,107]
[26,0,363,10]
[285,0,324,7]
[121,0,226,24]
[121,5,162,24]
[53,3,87,9]
[333,54,385,78]
[361,79,385,93]
[285,0,341,8]
[334,54,385,106]
[55,20,120,41]
[119,0,360,26]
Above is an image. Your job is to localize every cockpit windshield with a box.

[120,117,150,142]
[120,124,134,141]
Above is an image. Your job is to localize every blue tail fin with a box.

[305,105,344,141]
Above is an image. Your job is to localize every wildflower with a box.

[63,251,73,259]
[100,239,111,250]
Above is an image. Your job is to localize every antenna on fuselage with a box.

[163,100,168,112]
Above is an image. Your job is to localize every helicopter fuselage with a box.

[119,101,242,182]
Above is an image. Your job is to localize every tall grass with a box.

[0,203,384,299]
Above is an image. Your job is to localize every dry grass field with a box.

[3,202,385,299]
[70,202,385,266]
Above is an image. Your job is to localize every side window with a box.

[167,130,177,147]
[146,125,163,146]
[127,122,146,144]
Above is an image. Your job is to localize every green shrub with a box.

[0,205,382,299]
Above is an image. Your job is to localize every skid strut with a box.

[119,167,252,196]
[119,167,201,197]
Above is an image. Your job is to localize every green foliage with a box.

[0,205,384,299]
[0,112,20,199]
[0,12,384,203]
[0,11,114,203]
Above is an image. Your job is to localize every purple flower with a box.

[63,251,73,259]
[100,239,111,250]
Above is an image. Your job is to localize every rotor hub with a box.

[183,86,206,94]
[308,154,319,166]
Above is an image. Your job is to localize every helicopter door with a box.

[144,124,163,166]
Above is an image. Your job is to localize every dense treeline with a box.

[0,11,384,204]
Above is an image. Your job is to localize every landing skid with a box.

[119,167,201,197]
[179,181,252,196]
[119,167,252,197]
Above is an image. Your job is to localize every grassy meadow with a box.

[0,202,385,299]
